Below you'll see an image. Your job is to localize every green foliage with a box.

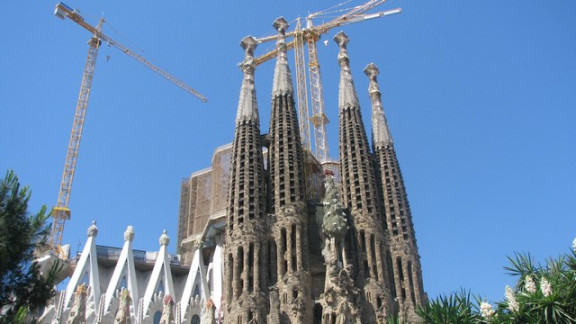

[0,170,56,323]
[416,289,482,323]
[417,244,576,323]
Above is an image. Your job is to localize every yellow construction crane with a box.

[254,0,401,164]
[49,2,207,255]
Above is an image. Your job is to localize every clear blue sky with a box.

[1,1,575,304]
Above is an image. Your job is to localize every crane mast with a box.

[293,18,311,152]
[253,1,401,164]
[49,2,207,253]
[49,20,103,252]
[305,22,330,163]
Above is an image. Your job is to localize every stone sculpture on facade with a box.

[114,288,131,324]
[160,294,175,324]
[267,287,281,323]
[201,299,217,324]
[67,284,87,324]
[320,171,360,324]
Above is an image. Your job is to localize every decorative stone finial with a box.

[240,36,257,59]
[240,36,257,75]
[159,230,170,246]
[364,63,379,80]
[87,221,98,237]
[334,31,349,49]
[334,31,349,48]
[364,62,381,97]
[124,226,134,242]
[334,32,350,66]
[273,17,289,35]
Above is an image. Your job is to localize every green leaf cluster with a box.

[0,170,57,323]
[416,289,482,323]
[415,245,576,323]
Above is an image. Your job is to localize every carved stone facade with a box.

[224,35,270,324]
[266,18,313,324]
[217,22,426,323]
[37,18,427,324]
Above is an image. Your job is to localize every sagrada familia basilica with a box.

[38,17,426,324]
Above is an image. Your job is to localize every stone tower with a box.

[365,63,427,320]
[267,17,312,323]
[224,36,269,323]
[175,22,427,324]
[334,31,395,323]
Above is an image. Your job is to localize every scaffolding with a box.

[176,143,333,259]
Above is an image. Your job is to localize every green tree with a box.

[416,242,576,323]
[416,289,482,324]
[0,170,56,323]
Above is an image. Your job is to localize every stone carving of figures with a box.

[160,294,174,324]
[114,288,131,324]
[67,284,87,324]
[201,298,216,324]
[267,286,281,323]
[322,171,348,241]
[336,300,354,324]
[320,172,361,324]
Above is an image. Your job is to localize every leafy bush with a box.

[416,240,576,323]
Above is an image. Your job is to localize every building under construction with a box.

[37,12,426,324]
[174,18,426,323]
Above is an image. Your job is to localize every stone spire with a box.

[335,31,395,323]
[272,17,293,96]
[364,63,393,147]
[236,36,259,124]
[366,63,427,321]
[267,17,312,323]
[269,17,307,209]
[335,32,360,111]
[224,35,269,323]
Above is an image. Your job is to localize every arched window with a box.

[313,303,323,324]
[191,314,201,324]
